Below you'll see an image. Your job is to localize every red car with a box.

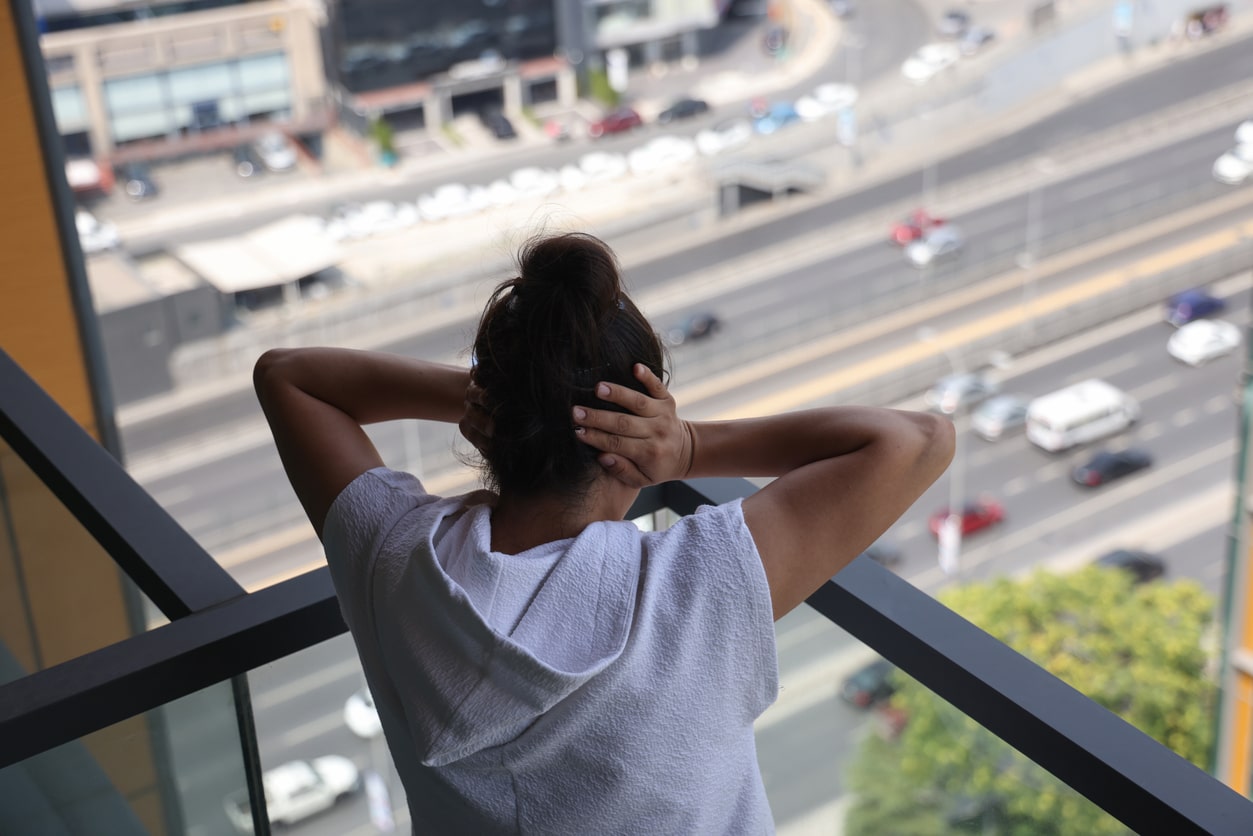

[927,497,1004,537]
[588,106,643,138]
[889,209,946,246]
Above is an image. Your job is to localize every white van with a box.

[1025,379,1139,453]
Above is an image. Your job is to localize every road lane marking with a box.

[1127,373,1180,404]
[1065,350,1138,386]
[1065,168,1136,202]
[278,711,348,748]
[1004,475,1030,496]
[1139,420,1164,440]
[1173,407,1199,426]
[252,656,363,711]
[1207,395,1231,414]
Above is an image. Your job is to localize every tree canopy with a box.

[845,566,1217,836]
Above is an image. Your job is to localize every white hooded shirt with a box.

[323,467,779,834]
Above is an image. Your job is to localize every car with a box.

[1167,319,1241,366]
[1092,549,1166,583]
[509,166,560,198]
[628,135,697,175]
[840,658,896,708]
[1213,144,1253,185]
[253,131,297,172]
[667,312,721,345]
[344,688,382,738]
[905,225,964,267]
[829,0,856,18]
[937,9,971,38]
[971,394,1029,441]
[588,106,642,138]
[696,118,753,156]
[861,540,903,569]
[224,756,361,833]
[925,371,998,414]
[115,162,157,201]
[657,97,709,124]
[1236,119,1253,146]
[75,208,120,254]
[1163,289,1225,326]
[1070,448,1153,487]
[901,43,961,85]
[480,108,517,140]
[959,25,997,56]
[927,497,1005,537]
[889,208,945,245]
[752,101,800,135]
[231,144,264,178]
[1184,3,1229,39]
[578,151,629,181]
[795,83,859,121]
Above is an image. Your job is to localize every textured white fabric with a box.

[323,467,779,835]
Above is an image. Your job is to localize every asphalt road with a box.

[236,288,1245,834]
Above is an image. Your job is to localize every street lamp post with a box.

[919,327,967,574]
[1016,157,1055,347]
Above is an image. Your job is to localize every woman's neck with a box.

[490,483,637,555]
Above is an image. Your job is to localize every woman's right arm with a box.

[575,367,954,619]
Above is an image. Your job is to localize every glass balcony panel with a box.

[0,679,249,835]
[248,632,400,834]
[0,438,166,686]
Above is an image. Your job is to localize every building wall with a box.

[0,0,167,831]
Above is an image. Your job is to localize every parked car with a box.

[1236,119,1253,146]
[752,101,800,135]
[1163,289,1225,326]
[667,312,721,345]
[224,756,361,833]
[480,108,517,140]
[1212,144,1253,185]
[1070,448,1153,488]
[905,225,963,267]
[971,394,1029,441]
[232,144,264,178]
[936,9,971,38]
[1184,3,1228,39]
[959,25,997,55]
[861,540,903,569]
[1092,549,1166,583]
[925,371,998,414]
[696,118,753,156]
[1168,319,1241,366]
[588,106,642,138]
[115,162,157,201]
[253,131,297,172]
[901,43,961,84]
[657,97,709,124]
[75,208,119,254]
[927,497,1004,538]
[840,658,896,708]
[829,0,856,18]
[795,83,859,121]
[628,135,696,175]
[578,151,630,181]
[889,208,945,245]
[344,688,382,739]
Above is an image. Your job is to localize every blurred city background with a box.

[6,0,1253,831]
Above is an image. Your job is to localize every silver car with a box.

[971,394,1029,440]
[925,372,999,415]
[905,225,964,268]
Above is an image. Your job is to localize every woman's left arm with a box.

[253,347,470,539]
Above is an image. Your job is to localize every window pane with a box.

[237,53,289,92]
[167,62,234,106]
[50,85,88,133]
[104,74,164,116]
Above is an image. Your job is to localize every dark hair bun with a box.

[514,232,623,326]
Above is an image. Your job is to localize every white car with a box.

[75,209,120,254]
[1213,144,1253,185]
[418,183,482,222]
[344,687,383,739]
[628,135,696,175]
[1167,319,1241,366]
[224,756,360,833]
[1235,119,1253,146]
[509,166,560,198]
[484,179,519,207]
[795,83,859,121]
[905,225,963,267]
[252,131,297,172]
[578,151,629,182]
[900,43,960,85]
[696,118,753,156]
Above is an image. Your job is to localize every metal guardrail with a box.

[3,349,1253,833]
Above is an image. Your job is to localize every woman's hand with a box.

[458,379,493,455]
[573,364,694,488]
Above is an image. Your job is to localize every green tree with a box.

[845,567,1217,836]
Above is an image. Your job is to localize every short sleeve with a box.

[322,467,435,629]
[642,498,779,718]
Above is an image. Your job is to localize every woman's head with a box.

[471,232,665,499]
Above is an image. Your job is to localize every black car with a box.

[657,97,710,124]
[1070,448,1153,487]
[840,658,896,708]
[667,312,721,345]
[937,9,971,38]
[480,109,517,140]
[232,144,264,178]
[116,162,157,201]
[1092,549,1166,583]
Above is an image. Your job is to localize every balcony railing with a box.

[1,345,1251,835]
